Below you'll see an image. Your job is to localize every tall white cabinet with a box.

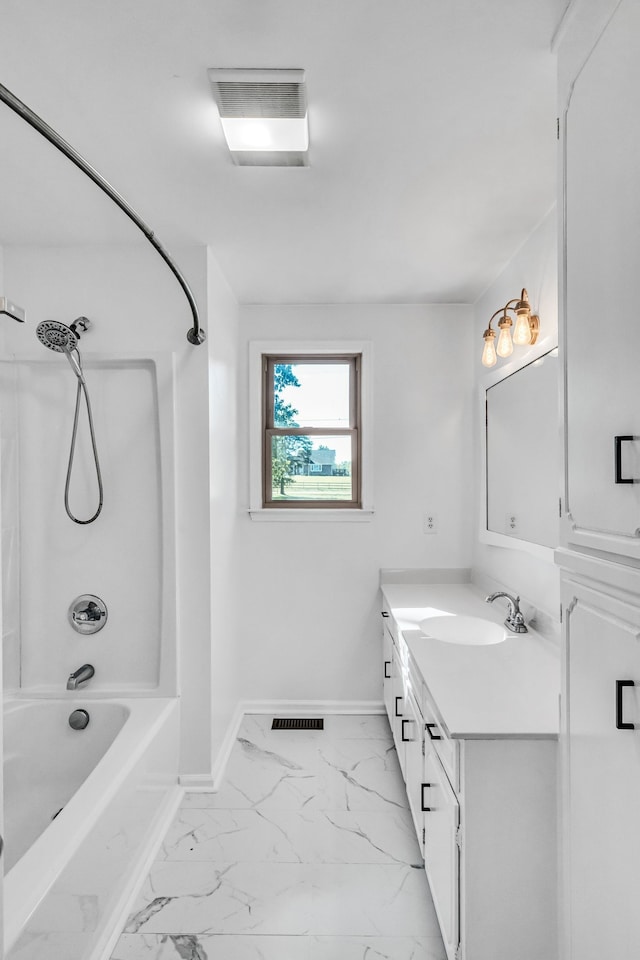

[559,2,640,957]
[561,564,640,959]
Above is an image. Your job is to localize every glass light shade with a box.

[220,115,309,152]
[513,312,532,346]
[482,331,497,367]
[496,324,513,358]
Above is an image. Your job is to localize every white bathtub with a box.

[4,697,180,959]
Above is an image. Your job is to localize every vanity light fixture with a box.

[481,288,540,367]
[208,68,309,167]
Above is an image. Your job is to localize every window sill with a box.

[249,509,375,523]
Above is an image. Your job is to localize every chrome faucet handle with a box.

[506,606,528,634]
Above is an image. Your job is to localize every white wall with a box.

[472,210,560,629]
[14,356,168,694]
[207,250,241,770]
[236,303,474,704]
[1,242,225,777]
[0,330,20,690]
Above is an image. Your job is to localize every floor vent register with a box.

[271,718,324,730]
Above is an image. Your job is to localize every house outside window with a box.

[262,354,361,508]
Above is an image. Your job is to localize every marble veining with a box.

[112,714,446,960]
[112,933,447,959]
[160,807,422,865]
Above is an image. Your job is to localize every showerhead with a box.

[36,320,79,353]
[36,318,91,384]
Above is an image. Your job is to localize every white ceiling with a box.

[0,0,559,304]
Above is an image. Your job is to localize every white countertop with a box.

[381,582,560,739]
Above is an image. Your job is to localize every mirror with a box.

[485,349,559,549]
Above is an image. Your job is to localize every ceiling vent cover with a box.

[208,68,309,167]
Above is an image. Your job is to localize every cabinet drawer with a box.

[380,607,399,645]
[423,694,458,792]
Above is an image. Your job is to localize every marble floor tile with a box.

[240,714,393,742]
[125,861,438,937]
[195,737,407,813]
[112,933,447,959]
[160,807,422,865]
[111,714,446,960]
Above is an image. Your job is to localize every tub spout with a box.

[66,663,94,690]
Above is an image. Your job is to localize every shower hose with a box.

[64,347,103,524]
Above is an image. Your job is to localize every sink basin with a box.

[419,615,507,646]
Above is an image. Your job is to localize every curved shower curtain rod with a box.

[0,81,205,345]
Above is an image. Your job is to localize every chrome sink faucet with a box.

[485,592,528,634]
[67,663,95,690]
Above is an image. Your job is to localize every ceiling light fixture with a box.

[481,289,540,367]
[208,68,309,166]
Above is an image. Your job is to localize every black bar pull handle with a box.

[395,696,403,718]
[381,611,390,618]
[384,661,391,679]
[426,723,442,741]
[615,436,639,484]
[616,679,635,729]
[421,783,432,812]
[401,718,412,742]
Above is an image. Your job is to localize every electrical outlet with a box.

[506,513,517,533]
[423,513,437,534]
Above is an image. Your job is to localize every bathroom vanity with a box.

[380,581,559,960]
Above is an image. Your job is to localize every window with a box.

[262,354,362,508]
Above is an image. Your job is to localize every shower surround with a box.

[0,349,180,957]
[0,241,240,955]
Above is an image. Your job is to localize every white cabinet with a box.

[561,0,640,562]
[402,686,426,845]
[423,740,460,958]
[391,645,406,769]
[561,569,640,959]
[380,598,557,960]
[382,612,394,720]
[558,2,640,954]
[381,608,405,764]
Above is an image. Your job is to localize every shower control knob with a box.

[68,595,108,635]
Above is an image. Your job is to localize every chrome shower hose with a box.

[64,348,103,524]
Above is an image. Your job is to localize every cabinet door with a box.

[391,646,406,772]
[562,0,640,560]
[423,747,460,960]
[382,620,394,723]
[403,689,425,848]
[563,576,640,959]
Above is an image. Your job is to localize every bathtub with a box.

[4,697,180,959]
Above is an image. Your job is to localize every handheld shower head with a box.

[36,319,79,353]
[36,319,90,384]
[35,316,102,523]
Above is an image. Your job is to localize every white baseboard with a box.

[240,699,386,716]
[92,784,183,960]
